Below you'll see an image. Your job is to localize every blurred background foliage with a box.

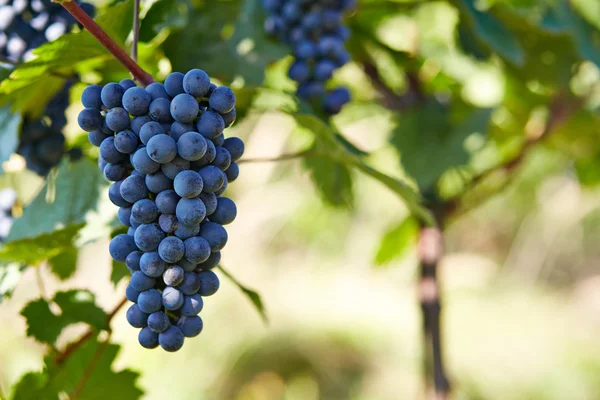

[1,0,600,399]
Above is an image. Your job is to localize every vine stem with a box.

[59,0,154,86]
[131,0,140,63]
[237,149,316,164]
[69,335,111,400]
[55,296,127,365]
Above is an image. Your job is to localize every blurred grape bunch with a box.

[0,188,17,241]
[212,334,367,400]
[0,0,95,62]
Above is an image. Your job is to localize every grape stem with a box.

[237,149,316,164]
[131,0,140,63]
[55,296,127,365]
[59,0,154,86]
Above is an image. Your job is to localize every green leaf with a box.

[0,224,83,265]
[12,340,142,400]
[21,289,107,345]
[375,218,419,266]
[303,152,354,208]
[110,260,129,287]
[0,106,21,172]
[218,265,268,324]
[456,0,525,65]
[47,247,78,281]
[7,159,102,242]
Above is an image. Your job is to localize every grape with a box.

[178,258,197,272]
[140,251,167,277]
[158,214,178,233]
[77,108,103,132]
[101,83,125,108]
[118,207,132,226]
[81,85,103,109]
[147,134,177,164]
[104,163,127,181]
[221,109,237,128]
[162,286,184,310]
[88,130,110,147]
[126,250,142,272]
[120,174,148,203]
[126,304,148,328]
[200,222,228,252]
[177,131,207,161]
[211,134,225,147]
[162,157,190,180]
[176,197,206,226]
[109,234,138,262]
[212,147,232,171]
[182,69,210,97]
[145,82,169,101]
[208,86,236,114]
[181,294,203,316]
[158,326,184,352]
[149,98,173,123]
[170,93,199,123]
[138,327,159,349]
[193,139,216,167]
[145,170,173,193]
[126,284,140,302]
[123,87,151,115]
[323,87,351,115]
[100,137,126,164]
[132,147,160,174]
[105,107,130,132]
[183,236,211,264]
[196,111,224,139]
[134,223,165,252]
[131,199,159,224]
[214,179,228,197]
[223,137,245,161]
[139,121,165,145]
[155,190,180,215]
[114,130,138,154]
[174,170,203,198]
[109,180,132,207]
[288,60,310,82]
[225,162,239,182]
[295,40,316,59]
[158,236,185,263]
[163,265,185,286]
[164,72,185,97]
[198,165,225,193]
[170,122,194,141]
[174,222,200,240]
[147,312,170,333]
[138,288,162,313]
[177,316,203,338]
[178,272,200,295]
[211,197,237,225]
[197,271,220,296]
[197,251,221,270]
[199,192,218,216]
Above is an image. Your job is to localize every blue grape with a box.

[149,98,173,123]
[163,265,185,286]
[109,180,132,207]
[139,121,165,145]
[158,214,178,233]
[81,85,103,109]
[145,170,173,194]
[314,60,336,81]
[200,222,228,252]
[147,312,170,333]
[288,60,310,82]
[145,82,170,101]
[197,110,224,139]
[214,179,228,197]
[211,197,237,225]
[323,87,351,115]
[183,236,211,264]
[176,197,206,226]
[211,134,225,147]
[123,87,152,116]
[139,327,159,349]
[208,86,236,114]
[120,174,148,203]
[178,258,197,272]
[138,288,163,313]
[114,130,138,154]
[198,165,224,193]
[100,83,125,108]
[192,139,216,167]
[181,294,203,316]
[174,222,200,240]
[118,206,132,226]
[77,108,103,132]
[132,147,160,174]
[158,325,184,352]
[126,284,140,302]
[88,130,110,147]
[177,131,207,161]
[197,251,221,270]
[162,286,184,310]
[131,199,159,224]
[105,107,130,132]
[212,147,231,171]
[140,252,167,277]
[225,162,239,182]
[177,315,203,337]
[178,271,200,295]
[100,137,126,164]
[170,93,199,123]
[174,170,203,198]
[130,270,156,291]
[134,223,165,252]
[162,157,190,180]
[130,116,152,135]
[155,190,180,215]
[126,304,148,328]
[295,40,317,59]
[222,108,237,128]
[126,250,142,272]
[164,72,185,98]
[197,270,220,296]
[170,122,194,142]
[297,81,325,99]
[200,192,218,216]
[109,234,138,262]
[182,69,210,98]
[158,236,185,263]
[119,79,137,90]
[146,134,177,164]
[104,163,127,181]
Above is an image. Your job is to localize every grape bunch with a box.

[78,71,243,352]
[0,0,94,62]
[17,82,73,176]
[263,0,354,115]
[0,189,16,242]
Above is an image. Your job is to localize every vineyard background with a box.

[2,0,600,399]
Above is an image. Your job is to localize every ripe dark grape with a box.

[81,70,243,351]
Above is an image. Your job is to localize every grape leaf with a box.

[374,217,419,266]
[11,340,142,400]
[0,262,26,303]
[303,152,354,208]
[21,290,107,345]
[218,265,268,324]
[48,247,78,281]
[7,159,102,242]
[110,260,129,287]
[0,106,21,172]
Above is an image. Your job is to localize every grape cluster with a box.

[17,82,72,176]
[78,71,243,352]
[0,0,94,62]
[263,0,354,115]
[0,189,16,242]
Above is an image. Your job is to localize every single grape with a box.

[126,304,148,328]
[147,134,177,164]
[162,157,190,180]
[103,163,127,182]
[117,206,132,226]
[199,192,218,216]
[177,315,203,337]
[158,214,178,233]
[162,286,184,310]
[138,327,159,349]
[208,86,236,114]
[225,162,239,182]
[174,170,203,198]
[105,107,130,132]
[164,72,185,98]
[119,79,137,90]
[212,147,232,171]
[210,197,237,225]
[222,108,237,128]
[120,174,148,203]
[176,197,206,226]
[198,165,224,193]
[196,110,224,139]
[125,284,140,302]
[99,137,126,164]
[109,234,138,262]
[134,223,165,252]
[177,131,207,161]
[109,180,132,207]
[170,122,194,142]
[158,236,185,263]
[288,60,310,82]
[197,251,221,270]
[200,222,228,252]
[138,288,163,313]
[182,69,210,97]
[139,121,165,145]
[155,190,180,215]
[181,293,203,316]
[88,130,110,147]
[163,265,185,286]
[77,108,103,132]
[147,312,170,333]
[114,130,138,154]
[132,147,160,174]
[183,236,211,264]
[197,270,220,296]
[158,325,185,352]
[149,97,173,123]
[145,170,173,194]
[170,93,199,123]
[140,251,167,277]
[178,271,200,295]
[100,83,125,108]
[123,87,152,116]
[126,250,143,272]
[145,82,170,101]
[131,199,159,224]
[81,84,103,109]
[174,222,200,240]
[130,271,157,291]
